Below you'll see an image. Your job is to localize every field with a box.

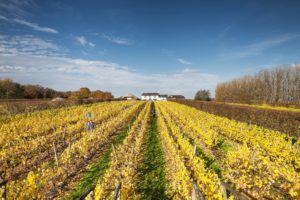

[173,100,300,138]
[0,98,117,115]
[1,101,299,199]
[226,103,300,113]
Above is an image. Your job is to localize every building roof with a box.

[159,94,168,97]
[168,95,185,99]
[141,92,159,96]
[125,93,137,98]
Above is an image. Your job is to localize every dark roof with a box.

[159,94,168,97]
[168,95,185,99]
[141,93,159,96]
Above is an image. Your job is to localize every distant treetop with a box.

[0,78,113,100]
[195,89,211,101]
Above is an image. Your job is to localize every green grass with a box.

[138,102,169,200]
[66,109,141,200]
[184,134,223,179]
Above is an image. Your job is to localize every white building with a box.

[141,93,159,101]
[141,93,169,101]
[158,94,168,101]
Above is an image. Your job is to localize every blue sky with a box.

[1,0,300,98]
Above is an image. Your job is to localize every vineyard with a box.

[226,103,300,113]
[172,100,300,138]
[0,101,299,199]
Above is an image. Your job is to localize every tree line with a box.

[0,78,113,100]
[215,64,300,104]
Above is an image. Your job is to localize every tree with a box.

[90,90,105,99]
[195,90,211,101]
[103,92,113,99]
[0,78,24,99]
[0,78,115,100]
[24,85,43,99]
[215,64,300,104]
[42,88,57,98]
[69,91,81,99]
[90,90,113,99]
[78,87,91,99]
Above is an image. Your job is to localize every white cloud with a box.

[0,14,58,34]
[75,36,87,46]
[75,36,95,47]
[101,33,132,45]
[88,42,95,47]
[0,53,219,98]
[177,58,192,65]
[0,35,61,56]
[221,33,300,59]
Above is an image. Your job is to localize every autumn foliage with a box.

[216,65,300,104]
[172,100,300,138]
[0,78,113,100]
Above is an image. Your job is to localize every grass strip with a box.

[186,136,223,179]
[138,102,169,200]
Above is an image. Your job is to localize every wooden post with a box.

[112,144,118,162]
[4,183,7,200]
[221,183,228,200]
[127,147,134,166]
[91,190,95,199]
[68,133,72,155]
[192,186,196,200]
[113,182,121,200]
[193,145,197,156]
[221,182,248,200]
[52,141,59,167]
[63,125,67,146]
[0,180,7,200]
[193,182,205,200]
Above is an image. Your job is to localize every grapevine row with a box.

[157,104,223,199]
[5,102,144,199]
[157,101,300,198]
[91,102,151,199]
[0,101,136,149]
[1,101,138,182]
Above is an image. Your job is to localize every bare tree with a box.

[215,64,300,105]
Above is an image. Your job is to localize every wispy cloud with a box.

[101,33,133,45]
[0,0,34,18]
[75,36,95,47]
[221,33,300,59]
[177,58,192,65]
[215,25,232,41]
[0,35,61,56]
[14,18,58,34]
[0,15,58,34]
